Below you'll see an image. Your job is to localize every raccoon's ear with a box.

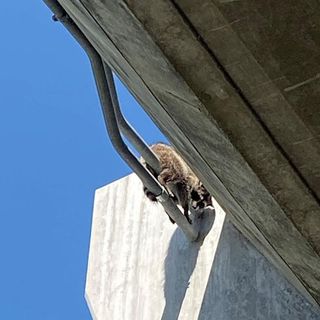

[191,189,201,201]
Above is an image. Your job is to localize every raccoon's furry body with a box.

[141,143,212,224]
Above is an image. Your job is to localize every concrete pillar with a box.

[85,174,320,320]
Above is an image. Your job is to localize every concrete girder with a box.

[57,0,320,305]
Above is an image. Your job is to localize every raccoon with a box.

[141,143,212,224]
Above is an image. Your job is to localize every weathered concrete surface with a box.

[57,0,320,305]
[85,174,320,320]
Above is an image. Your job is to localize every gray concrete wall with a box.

[85,174,320,319]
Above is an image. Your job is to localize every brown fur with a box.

[141,143,212,224]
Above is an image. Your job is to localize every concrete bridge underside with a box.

[58,0,320,306]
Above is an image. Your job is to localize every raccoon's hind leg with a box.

[173,181,192,224]
[158,169,192,224]
[166,213,176,224]
[183,204,192,224]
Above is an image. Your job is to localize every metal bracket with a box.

[43,0,199,241]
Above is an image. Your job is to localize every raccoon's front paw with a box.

[143,187,158,202]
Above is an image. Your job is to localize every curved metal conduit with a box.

[43,0,199,241]
[102,64,161,175]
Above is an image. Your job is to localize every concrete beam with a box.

[85,174,320,319]
[58,0,320,305]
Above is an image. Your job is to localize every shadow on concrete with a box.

[197,222,320,320]
[161,207,215,320]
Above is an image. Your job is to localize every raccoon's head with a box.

[190,186,212,210]
[191,189,204,209]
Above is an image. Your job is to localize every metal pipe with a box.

[43,0,158,190]
[44,0,160,175]
[91,55,163,196]
[103,64,161,175]
[97,62,198,240]
[42,0,199,241]
[43,0,98,60]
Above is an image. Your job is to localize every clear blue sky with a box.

[0,2,165,319]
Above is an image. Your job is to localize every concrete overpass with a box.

[57,0,320,307]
